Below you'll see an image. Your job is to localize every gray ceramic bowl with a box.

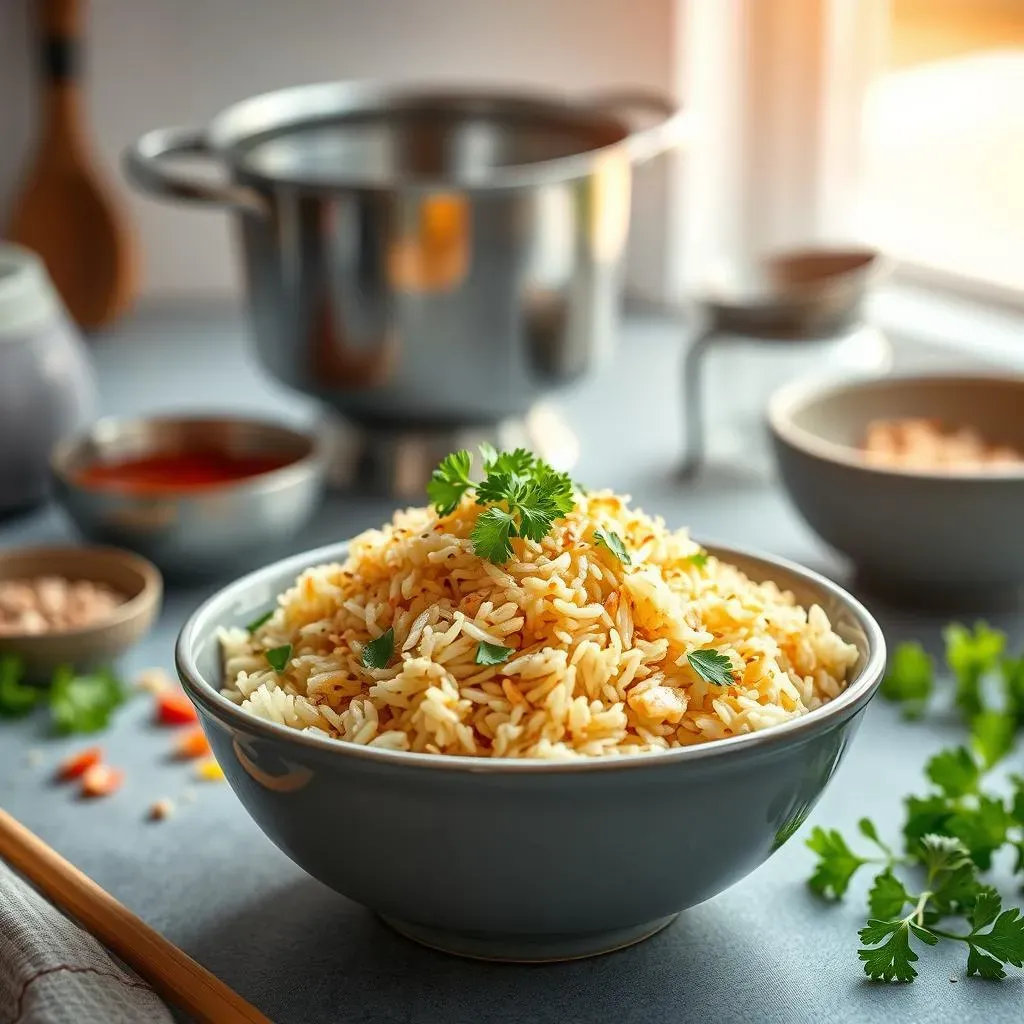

[176,539,884,962]
[51,415,325,577]
[769,374,1024,605]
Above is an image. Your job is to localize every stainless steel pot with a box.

[124,82,684,429]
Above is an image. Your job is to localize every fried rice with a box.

[220,492,859,758]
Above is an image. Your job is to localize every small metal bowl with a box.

[0,546,162,680]
[51,416,325,577]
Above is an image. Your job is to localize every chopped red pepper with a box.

[173,726,211,760]
[81,763,124,798]
[57,746,103,781]
[156,689,198,726]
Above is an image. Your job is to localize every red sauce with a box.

[76,451,296,494]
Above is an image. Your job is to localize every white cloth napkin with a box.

[0,859,175,1024]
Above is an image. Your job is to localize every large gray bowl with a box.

[769,374,1024,606]
[176,540,884,962]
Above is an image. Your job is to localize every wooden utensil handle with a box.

[42,0,82,37]
[40,0,82,83]
[0,808,271,1024]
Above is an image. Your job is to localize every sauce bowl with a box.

[176,539,884,962]
[52,416,325,577]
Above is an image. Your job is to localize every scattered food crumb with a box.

[173,726,211,760]
[57,746,103,781]
[25,748,44,768]
[949,976,958,984]
[149,798,175,821]
[194,758,224,782]
[135,667,173,695]
[156,689,198,726]
[180,786,197,804]
[80,763,124,798]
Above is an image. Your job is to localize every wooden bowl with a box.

[0,546,162,679]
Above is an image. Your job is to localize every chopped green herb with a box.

[245,609,274,633]
[880,641,934,718]
[265,644,293,673]
[0,655,39,718]
[593,528,631,565]
[686,648,735,688]
[687,551,709,569]
[360,628,394,670]
[50,666,126,735]
[945,622,1004,720]
[426,449,474,516]
[427,447,578,564]
[475,641,515,666]
[807,826,870,900]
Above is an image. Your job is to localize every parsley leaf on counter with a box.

[360,629,394,671]
[945,622,1004,720]
[428,447,578,565]
[0,655,39,718]
[971,710,1016,770]
[50,666,126,735]
[265,644,293,673]
[475,641,515,666]
[686,648,735,688]
[880,642,933,718]
[807,827,870,900]
[593,528,631,565]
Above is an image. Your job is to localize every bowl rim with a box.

[50,413,325,501]
[768,372,1024,482]
[175,538,886,775]
[0,544,162,642]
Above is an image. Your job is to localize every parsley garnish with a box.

[593,528,631,565]
[687,551,709,569]
[246,609,274,633]
[265,644,293,673]
[686,648,735,688]
[427,447,577,564]
[475,641,515,666]
[805,623,1024,985]
[0,655,39,718]
[361,628,395,670]
[50,666,126,735]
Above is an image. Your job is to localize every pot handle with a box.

[584,89,689,165]
[122,127,269,217]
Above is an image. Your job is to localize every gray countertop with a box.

[1,307,1021,1023]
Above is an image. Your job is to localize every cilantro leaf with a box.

[858,920,920,982]
[947,797,1013,870]
[869,870,912,919]
[945,622,1005,720]
[427,449,474,516]
[593,528,631,565]
[265,644,293,673]
[966,945,1007,980]
[50,666,125,735]
[904,795,955,852]
[969,908,1024,974]
[971,890,1003,932]
[0,655,39,718]
[880,641,933,718]
[1000,655,1024,723]
[1010,775,1024,824]
[516,501,557,544]
[246,609,274,634]
[918,833,973,879]
[686,648,735,688]
[360,629,394,670]
[971,710,1016,770]
[481,445,534,477]
[475,641,515,666]
[806,826,868,900]
[687,551,709,569]
[925,746,979,799]
[471,507,517,563]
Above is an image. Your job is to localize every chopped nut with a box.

[135,668,173,695]
[149,798,175,821]
[0,577,124,636]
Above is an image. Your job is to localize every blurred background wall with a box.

[0,0,677,300]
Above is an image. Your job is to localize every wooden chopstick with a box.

[0,808,271,1024]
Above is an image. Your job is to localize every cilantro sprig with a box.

[806,624,1024,985]
[427,447,577,564]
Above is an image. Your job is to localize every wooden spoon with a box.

[7,0,138,331]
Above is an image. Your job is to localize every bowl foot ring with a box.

[379,912,679,962]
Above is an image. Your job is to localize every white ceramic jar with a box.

[0,244,96,513]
